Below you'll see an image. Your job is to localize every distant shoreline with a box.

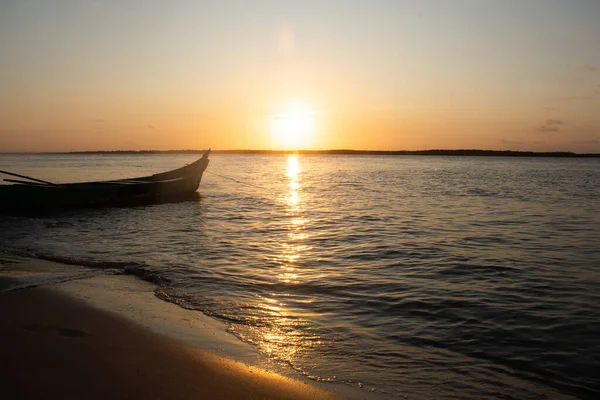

[2,149,599,157]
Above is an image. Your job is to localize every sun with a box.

[270,104,315,149]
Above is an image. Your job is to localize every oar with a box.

[3,178,51,186]
[0,169,56,185]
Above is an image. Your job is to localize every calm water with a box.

[1,153,599,399]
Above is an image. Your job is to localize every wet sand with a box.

[0,286,343,400]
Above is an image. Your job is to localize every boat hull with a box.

[0,150,210,214]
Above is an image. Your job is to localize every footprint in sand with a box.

[24,324,92,338]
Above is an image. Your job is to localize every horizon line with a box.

[1,149,599,157]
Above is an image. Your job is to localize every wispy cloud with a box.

[148,124,155,129]
[572,139,599,145]
[535,119,565,133]
[501,139,545,145]
[94,118,104,123]
[583,64,598,73]
[537,125,560,133]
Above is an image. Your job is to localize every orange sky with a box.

[1,1,599,153]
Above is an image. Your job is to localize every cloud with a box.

[148,124,155,129]
[501,139,545,145]
[572,139,599,145]
[537,125,560,133]
[583,64,598,73]
[534,119,565,133]
[94,118,104,123]
[544,106,557,111]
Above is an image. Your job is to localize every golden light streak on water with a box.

[252,154,317,365]
[279,154,307,283]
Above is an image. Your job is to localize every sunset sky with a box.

[1,0,599,153]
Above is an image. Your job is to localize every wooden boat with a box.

[0,149,210,214]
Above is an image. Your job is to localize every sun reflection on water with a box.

[248,154,321,369]
[278,154,311,284]
[286,155,302,208]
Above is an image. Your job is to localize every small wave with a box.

[435,263,519,277]
[34,253,175,287]
[0,249,173,289]
[35,254,140,270]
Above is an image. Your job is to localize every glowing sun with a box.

[270,104,315,149]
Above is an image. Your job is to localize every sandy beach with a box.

[0,258,345,400]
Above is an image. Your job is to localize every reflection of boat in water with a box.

[0,149,210,214]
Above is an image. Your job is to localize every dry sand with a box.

[0,285,344,400]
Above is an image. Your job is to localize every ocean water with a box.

[1,153,599,399]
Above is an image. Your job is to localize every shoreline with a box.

[0,256,351,400]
